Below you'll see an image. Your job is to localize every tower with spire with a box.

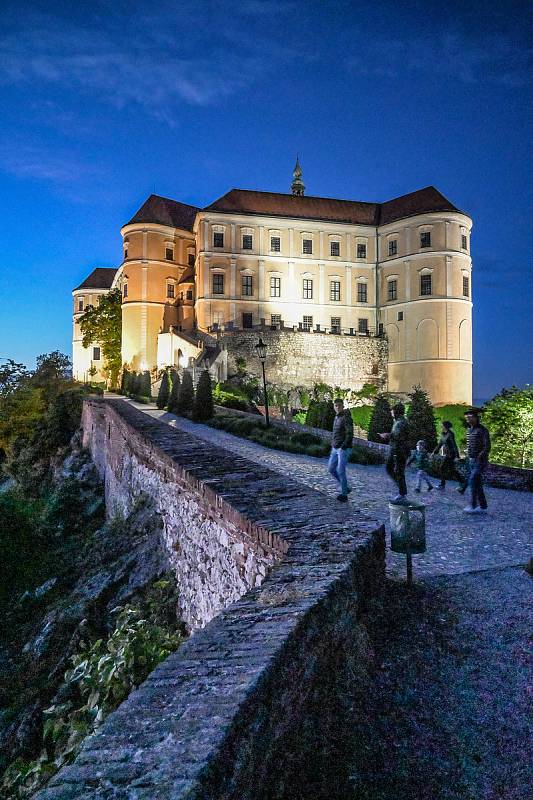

[291,157,305,196]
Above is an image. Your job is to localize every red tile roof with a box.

[204,185,462,225]
[126,194,199,231]
[74,267,117,291]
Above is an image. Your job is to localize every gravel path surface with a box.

[129,402,532,581]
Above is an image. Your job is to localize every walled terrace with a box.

[35,398,385,799]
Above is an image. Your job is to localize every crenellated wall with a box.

[36,399,385,799]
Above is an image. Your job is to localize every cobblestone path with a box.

[130,402,532,581]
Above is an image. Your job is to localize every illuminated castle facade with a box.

[73,162,473,404]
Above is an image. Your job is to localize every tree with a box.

[305,399,335,431]
[368,395,393,442]
[79,288,122,387]
[406,384,437,451]
[177,371,194,414]
[139,371,152,399]
[482,386,533,468]
[156,371,171,410]
[193,370,214,422]
[0,360,29,396]
[167,371,180,413]
[120,368,128,395]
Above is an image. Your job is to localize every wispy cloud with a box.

[0,144,93,183]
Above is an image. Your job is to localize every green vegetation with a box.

[305,399,335,431]
[193,370,214,422]
[167,370,180,413]
[350,405,373,432]
[156,370,171,409]
[406,385,438,452]
[1,579,185,799]
[78,288,122,387]
[213,381,250,411]
[121,370,153,403]
[482,386,533,468]
[433,404,469,450]
[176,371,194,414]
[368,395,393,443]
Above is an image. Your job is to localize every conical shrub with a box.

[193,370,214,422]
[368,395,393,442]
[140,371,152,399]
[120,367,128,395]
[406,384,437,451]
[177,371,194,414]
[156,370,171,409]
[167,370,180,413]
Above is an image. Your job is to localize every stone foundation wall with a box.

[36,399,385,799]
[222,328,388,391]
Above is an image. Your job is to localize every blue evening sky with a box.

[0,0,531,399]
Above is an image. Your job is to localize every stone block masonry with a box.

[35,398,384,799]
[223,328,388,391]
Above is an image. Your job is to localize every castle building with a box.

[73,163,473,404]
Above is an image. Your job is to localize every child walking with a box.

[407,440,435,493]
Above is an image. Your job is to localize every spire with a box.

[291,156,305,196]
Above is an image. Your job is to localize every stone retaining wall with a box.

[35,399,385,799]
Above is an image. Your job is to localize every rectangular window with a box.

[188,252,195,266]
[357,282,367,303]
[420,274,432,295]
[242,312,253,329]
[212,274,224,294]
[270,236,281,252]
[92,347,101,361]
[123,284,128,298]
[330,241,340,257]
[186,289,193,300]
[358,318,368,334]
[420,231,431,248]
[77,298,84,312]
[271,314,281,327]
[331,316,341,334]
[165,247,174,261]
[462,234,468,250]
[242,234,253,250]
[388,240,398,256]
[357,243,367,259]
[303,278,313,299]
[242,275,253,296]
[302,315,313,332]
[124,248,128,259]
[397,311,404,321]
[302,238,313,254]
[330,280,341,301]
[213,231,224,248]
[463,276,470,297]
[388,279,397,301]
[166,283,175,298]
[270,276,281,297]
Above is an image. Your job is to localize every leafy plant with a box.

[368,395,393,442]
[193,370,214,422]
[305,399,335,431]
[79,288,122,387]
[482,386,533,468]
[156,370,171,410]
[167,370,180,413]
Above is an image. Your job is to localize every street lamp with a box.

[254,337,269,427]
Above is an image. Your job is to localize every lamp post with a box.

[255,337,269,427]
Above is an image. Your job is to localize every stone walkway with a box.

[124,401,532,581]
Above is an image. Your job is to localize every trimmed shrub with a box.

[368,395,393,442]
[156,371,171,410]
[120,368,128,395]
[350,405,373,432]
[406,385,438,451]
[305,399,335,431]
[139,371,152,399]
[177,371,194,414]
[193,370,214,422]
[349,443,385,465]
[167,370,180,413]
[290,431,323,447]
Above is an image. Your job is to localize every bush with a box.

[434,404,470,451]
[368,395,393,442]
[120,368,128,395]
[350,405,373,432]
[177,371,194,414]
[349,443,385,465]
[406,385,438,451]
[290,431,323,447]
[139,371,152,399]
[482,387,533,468]
[305,399,335,431]
[193,371,214,422]
[156,371,171,410]
[213,382,250,411]
[167,370,180,413]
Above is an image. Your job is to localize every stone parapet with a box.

[35,399,384,799]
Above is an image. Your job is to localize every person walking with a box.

[463,409,491,514]
[433,421,464,490]
[379,402,410,505]
[407,440,435,493]
[328,398,353,502]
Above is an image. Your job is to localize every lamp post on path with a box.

[254,337,269,427]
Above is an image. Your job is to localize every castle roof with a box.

[203,185,462,226]
[178,266,195,284]
[74,267,117,291]
[126,194,199,231]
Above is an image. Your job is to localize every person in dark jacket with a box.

[433,421,464,490]
[380,402,410,505]
[463,409,491,513]
[328,398,353,502]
